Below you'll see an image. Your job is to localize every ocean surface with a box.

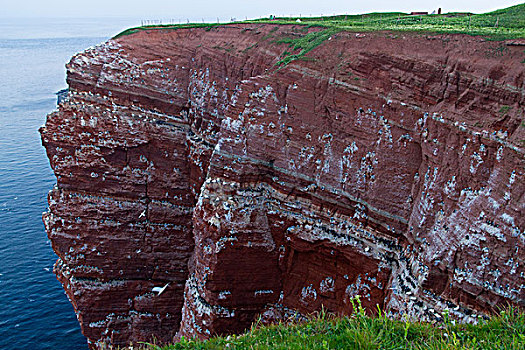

[0,17,139,349]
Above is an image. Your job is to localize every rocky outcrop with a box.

[40,24,525,348]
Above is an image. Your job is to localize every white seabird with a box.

[152,283,170,296]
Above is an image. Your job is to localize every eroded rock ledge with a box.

[40,24,525,348]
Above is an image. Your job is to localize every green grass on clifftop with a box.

[143,305,525,350]
[114,3,525,40]
[113,4,525,66]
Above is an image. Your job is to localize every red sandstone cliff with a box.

[40,24,525,348]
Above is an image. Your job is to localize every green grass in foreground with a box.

[143,303,525,350]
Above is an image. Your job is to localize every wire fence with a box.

[140,16,252,26]
[138,12,508,31]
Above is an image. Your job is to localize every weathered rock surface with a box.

[40,24,525,348]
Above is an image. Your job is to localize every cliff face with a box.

[40,24,525,348]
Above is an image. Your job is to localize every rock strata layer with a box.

[41,24,525,348]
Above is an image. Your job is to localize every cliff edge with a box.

[40,23,524,348]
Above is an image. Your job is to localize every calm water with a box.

[0,18,138,349]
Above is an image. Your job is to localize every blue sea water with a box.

[0,17,138,349]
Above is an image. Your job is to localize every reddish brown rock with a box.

[41,24,524,348]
